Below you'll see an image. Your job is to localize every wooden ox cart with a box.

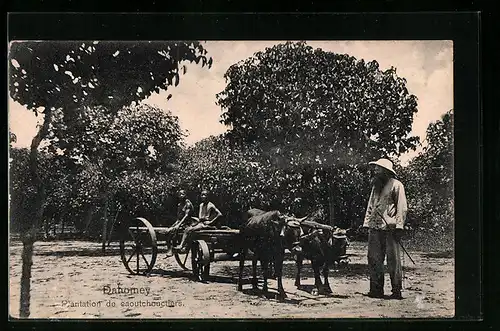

[119,216,351,282]
[119,217,241,281]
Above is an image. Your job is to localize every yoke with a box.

[300,220,335,231]
[299,220,347,237]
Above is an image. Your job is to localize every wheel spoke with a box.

[136,245,140,273]
[126,245,138,264]
[140,251,151,270]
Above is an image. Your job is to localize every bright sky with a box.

[8,40,453,166]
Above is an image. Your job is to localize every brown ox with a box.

[286,212,349,295]
[236,209,299,301]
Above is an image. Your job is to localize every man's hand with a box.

[386,222,397,230]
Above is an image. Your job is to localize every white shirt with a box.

[363,178,408,230]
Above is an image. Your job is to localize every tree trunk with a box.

[107,204,122,247]
[82,205,95,236]
[43,218,50,239]
[101,196,109,253]
[328,183,335,227]
[20,232,35,317]
[51,218,55,236]
[323,168,335,227]
[20,107,52,318]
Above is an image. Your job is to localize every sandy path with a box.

[9,240,454,319]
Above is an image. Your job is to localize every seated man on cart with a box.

[165,189,195,256]
[173,189,223,253]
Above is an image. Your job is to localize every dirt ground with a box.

[9,239,454,319]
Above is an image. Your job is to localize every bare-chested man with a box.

[173,190,222,253]
[165,189,195,256]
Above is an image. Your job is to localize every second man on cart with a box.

[173,189,223,253]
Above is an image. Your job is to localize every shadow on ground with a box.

[146,263,355,302]
[34,248,124,257]
[129,258,415,285]
[422,251,453,259]
[150,268,237,285]
[240,288,309,305]
[33,247,173,258]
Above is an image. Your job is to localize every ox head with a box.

[278,214,308,251]
[272,213,300,234]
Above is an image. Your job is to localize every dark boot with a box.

[368,280,384,299]
[367,291,384,299]
[389,290,403,300]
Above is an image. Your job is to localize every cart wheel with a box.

[173,232,191,271]
[191,240,211,282]
[120,217,157,275]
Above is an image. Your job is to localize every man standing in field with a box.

[173,190,223,253]
[363,158,408,300]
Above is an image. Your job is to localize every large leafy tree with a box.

[47,104,184,174]
[217,42,419,163]
[215,42,419,225]
[402,110,454,247]
[8,40,212,317]
[44,103,185,240]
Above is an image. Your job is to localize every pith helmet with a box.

[368,158,397,176]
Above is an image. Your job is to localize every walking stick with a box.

[376,210,416,265]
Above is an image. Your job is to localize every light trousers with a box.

[367,228,402,294]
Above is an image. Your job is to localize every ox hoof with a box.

[276,293,287,301]
[320,286,333,295]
